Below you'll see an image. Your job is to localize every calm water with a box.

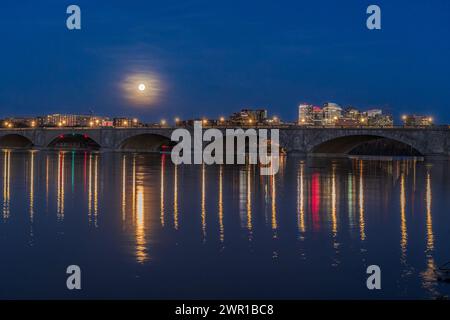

[1,150,450,299]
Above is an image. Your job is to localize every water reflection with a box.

[2,150,10,219]
[331,164,338,237]
[57,152,65,220]
[173,164,179,230]
[297,161,305,236]
[421,167,437,294]
[160,154,165,227]
[87,154,99,227]
[218,165,224,243]
[135,184,147,263]
[0,151,449,299]
[271,172,277,235]
[246,166,253,237]
[400,173,408,263]
[358,160,366,242]
[201,164,206,241]
[122,155,127,222]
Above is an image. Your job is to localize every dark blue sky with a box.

[0,0,449,123]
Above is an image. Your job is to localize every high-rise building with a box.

[312,106,324,126]
[298,104,314,125]
[366,109,383,118]
[343,107,360,120]
[322,103,342,125]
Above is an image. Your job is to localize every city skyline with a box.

[1,1,449,122]
[0,103,437,127]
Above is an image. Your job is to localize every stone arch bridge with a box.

[0,127,449,157]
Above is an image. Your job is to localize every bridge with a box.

[0,126,449,157]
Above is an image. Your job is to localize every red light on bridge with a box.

[83,134,89,139]
[59,134,65,139]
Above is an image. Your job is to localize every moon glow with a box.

[122,73,162,107]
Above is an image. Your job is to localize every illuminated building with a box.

[298,104,314,125]
[2,117,38,128]
[402,114,434,127]
[343,107,360,121]
[113,117,140,128]
[322,103,342,125]
[367,114,393,127]
[229,109,268,125]
[40,114,111,127]
[312,106,324,126]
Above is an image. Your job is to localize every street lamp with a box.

[161,119,167,126]
[219,117,225,123]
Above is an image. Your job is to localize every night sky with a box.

[0,0,449,123]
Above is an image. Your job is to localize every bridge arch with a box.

[119,133,174,152]
[309,134,423,156]
[47,133,101,150]
[0,134,34,149]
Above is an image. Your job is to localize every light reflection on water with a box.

[0,150,450,299]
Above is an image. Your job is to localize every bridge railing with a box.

[0,124,449,131]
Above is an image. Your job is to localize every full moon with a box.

[122,73,162,107]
